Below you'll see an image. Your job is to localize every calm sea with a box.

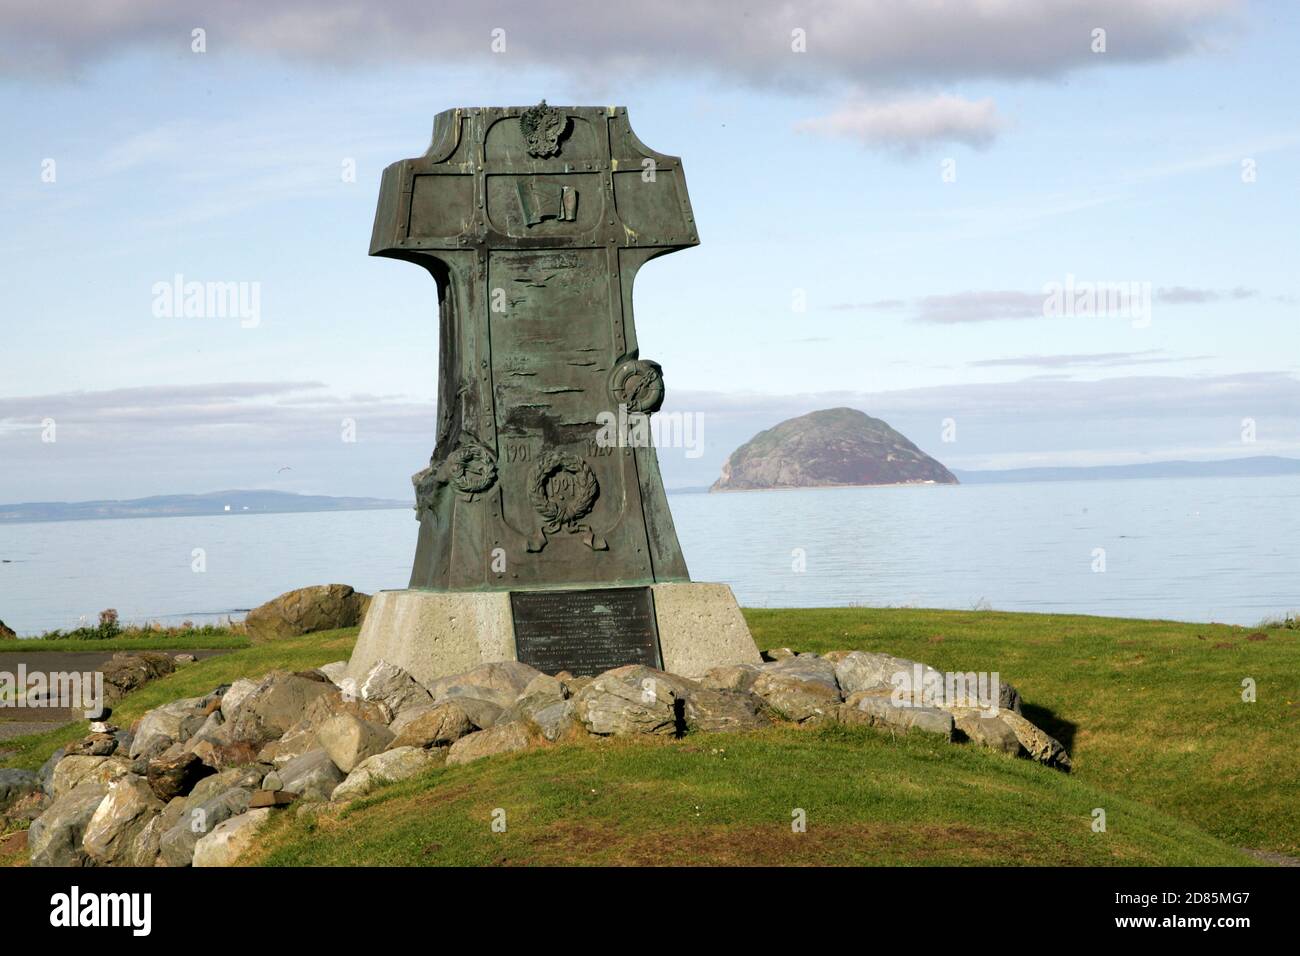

[1,475,1297,635]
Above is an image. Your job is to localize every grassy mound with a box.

[744,608,1299,855]
[2,606,1294,865]
[248,725,1252,867]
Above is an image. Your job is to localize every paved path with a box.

[0,648,233,748]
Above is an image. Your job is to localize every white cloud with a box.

[0,381,430,440]
[3,371,1297,500]
[1156,286,1259,304]
[822,287,1275,323]
[0,1,1240,87]
[914,291,1044,323]
[796,94,1006,153]
[967,350,1206,369]
[669,371,1300,423]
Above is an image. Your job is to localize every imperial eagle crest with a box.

[519,100,568,157]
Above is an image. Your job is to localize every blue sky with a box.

[1,0,1297,501]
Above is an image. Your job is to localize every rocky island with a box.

[711,407,958,492]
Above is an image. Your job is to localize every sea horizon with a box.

[2,473,1295,635]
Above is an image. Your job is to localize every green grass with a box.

[249,724,1253,866]
[2,607,1294,866]
[0,634,250,653]
[744,607,1300,856]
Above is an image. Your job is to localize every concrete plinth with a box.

[344,590,515,687]
[346,582,760,685]
[652,582,763,677]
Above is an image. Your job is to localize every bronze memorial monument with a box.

[346,104,762,683]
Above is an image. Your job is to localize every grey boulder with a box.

[50,755,133,798]
[750,659,842,723]
[428,682,517,710]
[225,671,336,745]
[130,697,210,759]
[258,691,388,767]
[158,787,252,867]
[82,774,163,865]
[99,651,176,705]
[28,781,110,867]
[277,749,345,802]
[425,661,542,702]
[838,695,954,739]
[317,660,349,686]
[993,710,1071,769]
[389,701,476,749]
[445,723,538,766]
[519,673,568,699]
[243,583,371,642]
[315,713,394,773]
[218,678,259,720]
[129,809,172,867]
[65,732,118,757]
[698,663,761,693]
[437,696,505,730]
[360,659,433,721]
[331,746,442,801]
[146,749,216,802]
[684,689,772,733]
[522,698,582,742]
[572,665,692,737]
[498,691,583,742]
[37,748,66,796]
[0,768,40,812]
[952,708,1024,755]
[192,808,272,867]
[833,651,926,696]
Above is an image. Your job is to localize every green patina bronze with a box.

[371,104,696,591]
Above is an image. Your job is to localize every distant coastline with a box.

[952,455,1300,484]
[0,490,408,525]
[4,456,1298,522]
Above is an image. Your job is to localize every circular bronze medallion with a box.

[610,359,665,414]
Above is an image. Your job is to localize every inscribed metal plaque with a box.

[511,586,661,676]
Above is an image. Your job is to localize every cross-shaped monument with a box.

[347,104,761,682]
